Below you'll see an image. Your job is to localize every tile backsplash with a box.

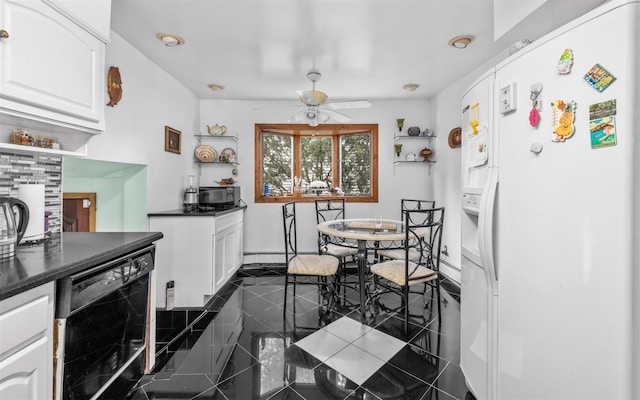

[0,150,62,235]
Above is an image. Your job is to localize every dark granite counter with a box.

[0,232,163,301]
[148,205,246,217]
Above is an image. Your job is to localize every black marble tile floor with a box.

[126,266,470,400]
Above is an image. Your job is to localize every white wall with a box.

[199,99,434,261]
[82,31,200,214]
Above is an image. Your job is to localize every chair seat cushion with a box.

[371,260,437,286]
[325,243,358,257]
[377,248,420,262]
[289,255,339,276]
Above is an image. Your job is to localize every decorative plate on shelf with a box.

[194,144,217,162]
[220,147,237,163]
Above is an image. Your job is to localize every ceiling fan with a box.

[289,70,371,126]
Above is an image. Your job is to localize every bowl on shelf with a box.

[194,145,217,162]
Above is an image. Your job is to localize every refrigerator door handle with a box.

[479,167,499,294]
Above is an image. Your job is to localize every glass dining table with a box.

[316,218,428,318]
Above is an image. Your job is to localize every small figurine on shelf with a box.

[396,119,405,132]
[394,144,403,156]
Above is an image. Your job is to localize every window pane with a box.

[263,133,293,195]
[340,133,371,196]
[301,136,332,195]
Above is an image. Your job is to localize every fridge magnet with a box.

[557,49,574,74]
[106,66,122,107]
[589,99,617,149]
[584,63,616,92]
[469,103,479,134]
[551,99,576,142]
[529,82,543,127]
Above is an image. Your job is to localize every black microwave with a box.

[198,186,240,209]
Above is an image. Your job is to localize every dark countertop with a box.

[148,205,246,217]
[0,232,163,301]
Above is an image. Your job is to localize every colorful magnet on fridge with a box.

[584,63,616,92]
[469,103,479,134]
[589,99,617,149]
[529,107,540,127]
[551,99,576,142]
[529,83,543,127]
[557,49,573,74]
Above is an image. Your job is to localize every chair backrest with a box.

[315,198,346,224]
[401,199,436,215]
[403,207,445,282]
[282,202,298,264]
[315,198,346,251]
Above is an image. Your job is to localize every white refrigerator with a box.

[460,1,640,398]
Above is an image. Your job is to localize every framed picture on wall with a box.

[164,126,181,154]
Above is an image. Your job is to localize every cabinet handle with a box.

[0,30,8,39]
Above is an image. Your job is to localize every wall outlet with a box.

[500,82,517,114]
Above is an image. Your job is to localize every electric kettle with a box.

[0,197,29,260]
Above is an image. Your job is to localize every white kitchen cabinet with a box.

[149,209,244,308]
[0,0,106,135]
[0,282,54,400]
[213,211,244,294]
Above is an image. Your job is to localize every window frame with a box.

[254,123,378,203]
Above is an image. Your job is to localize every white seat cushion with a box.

[288,255,339,276]
[377,248,420,262]
[370,260,437,286]
[325,243,358,258]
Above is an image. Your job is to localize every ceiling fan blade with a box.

[323,108,352,123]
[326,100,371,109]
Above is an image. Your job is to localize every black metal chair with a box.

[369,207,445,335]
[377,199,436,262]
[314,199,358,287]
[283,202,339,316]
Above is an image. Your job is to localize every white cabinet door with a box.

[213,228,231,292]
[232,213,244,271]
[0,282,54,400]
[0,337,49,400]
[0,0,105,132]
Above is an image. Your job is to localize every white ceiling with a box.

[110,0,605,103]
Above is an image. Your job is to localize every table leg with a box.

[357,239,368,319]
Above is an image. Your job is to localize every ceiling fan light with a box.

[306,110,317,120]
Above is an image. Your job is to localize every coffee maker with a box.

[183,175,198,212]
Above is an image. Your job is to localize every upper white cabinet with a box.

[45,0,112,43]
[0,0,107,135]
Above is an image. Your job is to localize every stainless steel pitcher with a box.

[0,197,29,260]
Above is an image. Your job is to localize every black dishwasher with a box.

[54,245,155,400]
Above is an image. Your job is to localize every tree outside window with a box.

[255,124,378,203]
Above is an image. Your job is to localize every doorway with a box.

[63,193,96,232]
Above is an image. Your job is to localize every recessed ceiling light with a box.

[403,83,420,92]
[448,35,475,49]
[207,83,225,91]
[156,33,185,47]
